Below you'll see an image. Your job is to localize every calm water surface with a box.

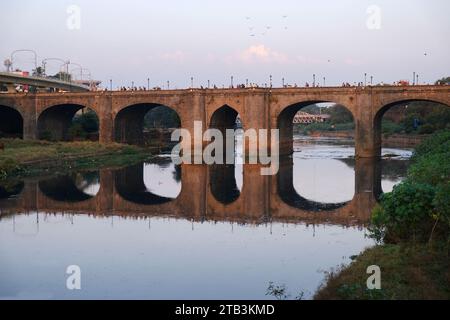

[0,136,412,299]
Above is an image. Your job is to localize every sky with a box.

[1,0,449,88]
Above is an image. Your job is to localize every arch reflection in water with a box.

[0,181,24,199]
[278,156,351,211]
[209,131,244,205]
[115,158,181,205]
[38,171,100,202]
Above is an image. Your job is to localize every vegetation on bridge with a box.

[314,130,450,300]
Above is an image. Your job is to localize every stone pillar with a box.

[242,92,271,162]
[354,94,380,158]
[96,169,114,213]
[21,97,37,140]
[179,92,207,163]
[98,95,114,144]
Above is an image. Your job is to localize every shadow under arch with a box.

[114,103,181,146]
[0,181,24,199]
[208,104,242,204]
[277,156,350,211]
[114,162,178,205]
[37,104,98,141]
[277,100,355,155]
[0,105,23,138]
[209,164,241,205]
[39,172,99,202]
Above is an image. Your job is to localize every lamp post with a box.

[246,79,248,87]
[282,78,285,87]
[416,74,419,85]
[110,79,112,91]
[364,73,367,86]
[191,77,194,88]
[147,78,150,90]
[167,81,170,89]
[269,75,273,87]
[132,81,134,89]
[413,72,416,85]
[207,80,210,88]
[231,76,234,88]
[11,49,38,73]
[42,58,69,80]
[323,77,326,87]
[313,74,316,87]
[370,76,373,85]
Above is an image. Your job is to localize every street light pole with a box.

[416,74,419,85]
[323,77,326,87]
[147,78,150,90]
[231,76,233,88]
[313,74,316,87]
[282,78,285,87]
[191,77,194,88]
[364,73,367,86]
[110,79,112,91]
[413,72,416,85]
[207,80,210,88]
[370,76,373,85]
[269,75,272,87]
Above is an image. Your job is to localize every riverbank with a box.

[0,139,152,179]
[299,130,428,148]
[314,243,449,299]
[313,131,450,300]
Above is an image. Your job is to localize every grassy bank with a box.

[314,131,450,300]
[314,243,449,300]
[0,139,152,179]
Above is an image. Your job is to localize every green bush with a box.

[370,182,436,243]
[370,130,450,244]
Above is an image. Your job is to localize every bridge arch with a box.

[373,98,450,157]
[0,104,24,138]
[115,162,180,205]
[37,103,99,141]
[38,171,100,203]
[277,100,355,155]
[114,103,181,146]
[208,104,243,204]
[277,156,351,211]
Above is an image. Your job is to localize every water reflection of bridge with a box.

[0,157,381,226]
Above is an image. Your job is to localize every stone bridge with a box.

[0,85,449,157]
[0,158,381,226]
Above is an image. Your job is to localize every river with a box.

[0,135,412,299]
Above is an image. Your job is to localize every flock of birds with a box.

[245,15,289,37]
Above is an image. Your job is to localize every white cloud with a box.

[229,44,290,64]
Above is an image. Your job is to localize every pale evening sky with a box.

[1,0,449,88]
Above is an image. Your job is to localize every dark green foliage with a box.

[69,110,99,140]
[370,131,450,244]
[370,182,436,243]
[144,106,180,129]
